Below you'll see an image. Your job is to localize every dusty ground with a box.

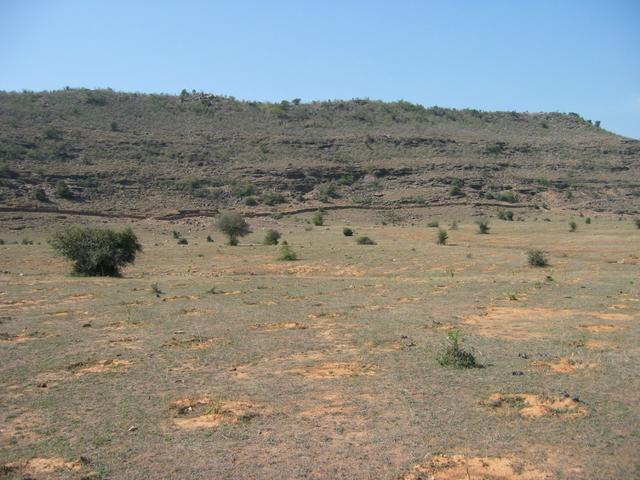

[0,209,639,479]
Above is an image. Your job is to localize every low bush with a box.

[527,249,549,267]
[476,219,490,234]
[569,220,577,232]
[32,188,48,202]
[437,330,478,369]
[427,220,439,228]
[260,191,285,206]
[497,209,513,221]
[436,229,448,245]
[634,219,640,229]
[206,235,213,242]
[177,238,188,245]
[48,226,142,276]
[343,227,354,236]
[311,211,324,226]
[55,180,73,199]
[278,245,297,261]
[356,236,376,245]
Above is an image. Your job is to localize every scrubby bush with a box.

[48,226,142,276]
[206,235,213,242]
[278,245,297,261]
[311,211,324,226]
[497,209,513,221]
[356,236,376,245]
[244,196,258,206]
[449,220,459,230]
[634,218,640,229]
[177,238,188,245]
[264,229,281,245]
[527,249,549,267]
[569,220,577,232]
[55,180,73,199]
[495,191,518,203]
[437,330,477,369]
[343,227,354,236]
[230,180,256,198]
[449,185,464,197]
[216,212,251,245]
[476,219,490,234]
[427,220,439,228]
[172,230,181,239]
[44,127,62,140]
[585,217,591,224]
[0,163,18,178]
[318,182,339,202]
[260,191,286,206]
[437,229,448,245]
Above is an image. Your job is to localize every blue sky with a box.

[1,0,639,138]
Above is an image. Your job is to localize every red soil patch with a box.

[532,357,598,374]
[3,457,82,474]
[251,321,307,331]
[170,397,267,429]
[291,362,377,379]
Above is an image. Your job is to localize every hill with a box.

[1,88,639,218]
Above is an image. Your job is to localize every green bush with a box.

[206,235,213,242]
[497,209,513,221]
[230,180,256,198]
[569,221,577,232]
[318,182,339,202]
[476,219,490,234]
[177,238,188,245]
[264,229,281,245]
[427,220,439,228]
[356,236,376,245]
[343,227,354,236]
[437,330,477,369]
[436,229,448,245]
[527,249,549,267]
[216,212,251,245]
[311,211,324,226]
[585,217,591,224]
[495,191,518,203]
[449,185,464,197]
[172,230,181,239]
[48,226,142,276]
[244,196,259,206]
[635,218,640,229]
[0,163,18,178]
[55,180,73,199]
[278,245,297,261]
[110,121,119,132]
[44,127,62,140]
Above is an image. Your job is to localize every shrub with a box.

[436,229,448,245]
[634,219,640,229]
[437,330,477,369]
[172,230,181,239]
[569,221,577,232]
[55,180,73,199]
[32,188,48,202]
[48,226,142,276]
[110,121,119,132]
[230,180,256,198]
[244,196,258,206]
[206,235,213,242]
[497,209,513,221]
[0,239,4,245]
[278,245,297,261]
[264,229,281,245]
[311,211,324,226]
[476,219,490,234]
[343,227,354,236]
[356,236,376,245]
[0,163,18,178]
[495,191,518,203]
[21,238,34,245]
[177,238,188,245]
[427,220,439,228]
[151,283,163,295]
[585,217,591,224]
[527,249,549,267]
[449,220,459,230]
[318,182,339,202]
[216,212,251,245]
[260,191,286,206]
[44,127,62,140]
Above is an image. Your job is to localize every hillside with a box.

[1,88,639,217]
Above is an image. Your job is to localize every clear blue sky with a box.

[1,0,639,138]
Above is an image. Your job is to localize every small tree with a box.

[569,221,577,232]
[264,229,281,245]
[476,219,490,234]
[216,212,251,245]
[49,226,142,276]
[527,249,549,267]
[436,229,448,245]
[437,330,477,369]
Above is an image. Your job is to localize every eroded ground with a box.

[1,210,639,479]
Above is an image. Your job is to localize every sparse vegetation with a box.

[48,226,142,276]
[437,330,478,369]
[177,238,188,245]
[585,217,591,224]
[216,212,251,245]
[343,227,354,236]
[569,220,577,232]
[634,218,640,229]
[527,249,549,267]
[427,220,439,228]
[55,180,73,199]
[32,187,48,202]
[206,235,213,242]
[264,229,281,245]
[151,283,163,295]
[497,209,513,221]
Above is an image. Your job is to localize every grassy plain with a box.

[1,209,639,479]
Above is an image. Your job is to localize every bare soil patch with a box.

[485,393,588,419]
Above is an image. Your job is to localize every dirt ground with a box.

[1,209,638,479]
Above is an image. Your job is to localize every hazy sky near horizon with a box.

[1,1,639,138]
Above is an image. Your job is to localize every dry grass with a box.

[0,209,638,479]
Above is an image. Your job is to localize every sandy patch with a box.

[578,324,625,333]
[3,457,82,474]
[400,454,550,480]
[69,358,131,374]
[0,411,43,447]
[532,357,598,374]
[251,321,308,331]
[171,397,266,429]
[162,336,216,349]
[0,330,46,343]
[486,393,587,419]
